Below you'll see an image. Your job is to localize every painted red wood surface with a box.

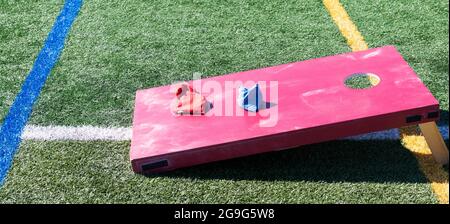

[130,46,439,173]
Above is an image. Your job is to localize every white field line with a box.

[21,124,449,142]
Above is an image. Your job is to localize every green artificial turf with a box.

[0,0,64,123]
[0,0,448,203]
[344,73,379,89]
[28,0,349,126]
[0,140,437,203]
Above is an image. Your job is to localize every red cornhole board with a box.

[130,46,439,173]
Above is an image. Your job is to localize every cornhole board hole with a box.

[130,46,444,173]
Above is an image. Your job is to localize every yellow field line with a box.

[322,0,449,204]
[322,0,368,51]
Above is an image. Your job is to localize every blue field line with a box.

[0,0,83,185]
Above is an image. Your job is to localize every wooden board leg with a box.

[419,121,449,165]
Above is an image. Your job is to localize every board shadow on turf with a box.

[438,110,449,174]
[144,139,438,184]
[144,111,449,182]
[139,110,449,180]
[437,110,448,126]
